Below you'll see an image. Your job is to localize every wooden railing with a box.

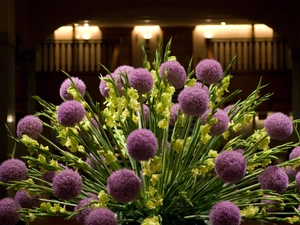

[207,37,291,71]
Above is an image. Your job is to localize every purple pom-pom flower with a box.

[264,112,293,140]
[138,104,150,124]
[209,201,241,225]
[16,115,43,139]
[0,198,21,225]
[114,65,135,75]
[128,68,153,94]
[99,73,124,97]
[74,196,97,224]
[126,129,158,161]
[201,109,229,136]
[59,77,86,100]
[160,60,187,89]
[15,190,40,208]
[42,171,56,183]
[170,103,180,125]
[215,150,246,183]
[52,169,82,200]
[178,86,209,117]
[195,59,223,84]
[194,81,209,94]
[85,208,117,225]
[57,100,85,127]
[107,169,141,203]
[258,165,288,193]
[0,159,27,182]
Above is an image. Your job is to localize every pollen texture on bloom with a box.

[85,208,117,225]
[195,59,223,84]
[209,201,241,225]
[126,128,158,161]
[15,190,40,208]
[170,103,180,125]
[215,150,246,183]
[0,198,21,225]
[57,100,85,127]
[201,109,230,136]
[114,65,135,75]
[16,115,43,139]
[178,86,209,117]
[159,60,187,89]
[128,68,153,94]
[99,73,124,97]
[52,169,82,200]
[258,165,288,193]
[264,112,293,140]
[0,159,27,182]
[107,169,141,203]
[59,77,86,100]
[74,196,97,224]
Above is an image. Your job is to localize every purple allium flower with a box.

[86,153,103,168]
[128,68,153,94]
[16,115,43,139]
[90,118,99,129]
[138,104,150,124]
[85,208,117,225]
[258,165,288,193]
[285,166,298,179]
[178,86,209,117]
[289,146,300,160]
[57,100,85,127]
[0,198,21,225]
[224,104,239,116]
[107,169,141,203]
[114,65,135,75]
[59,77,86,100]
[99,73,124,97]
[170,103,180,125]
[209,201,241,225]
[15,190,40,208]
[52,169,82,200]
[201,109,229,136]
[159,60,187,89]
[42,171,56,183]
[126,129,158,161]
[0,159,27,182]
[215,150,246,183]
[74,196,97,224]
[261,195,283,212]
[194,82,209,94]
[264,112,293,140]
[234,148,245,155]
[195,59,223,85]
[295,172,300,191]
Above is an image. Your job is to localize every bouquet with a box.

[1,39,300,225]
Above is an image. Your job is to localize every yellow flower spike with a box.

[147,186,157,197]
[173,139,184,153]
[233,123,243,132]
[39,144,49,151]
[284,216,300,224]
[241,205,260,218]
[28,213,36,222]
[199,165,208,177]
[38,154,47,164]
[200,124,211,144]
[59,205,67,213]
[158,118,169,129]
[98,190,109,207]
[141,216,161,225]
[208,150,218,158]
[50,203,61,213]
[142,156,163,177]
[222,130,230,140]
[104,151,117,163]
[150,174,161,186]
[40,202,52,212]
[21,135,39,148]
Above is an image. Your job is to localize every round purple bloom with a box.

[42,170,56,183]
[99,73,124,97]
[16,115,43,139]
[86,153,104,168]
[194,82,209,94]
[258,165,288,193]
[178,86,209,117]
[52,169,82,200]
[0,159,27,182]
[74,196,97,224]
[107,169,141,203]
[0,198,21,225]
[264,112,293,140]
[138,104,150,124]
[224,104,239,116]
[15,190,40,208]
[215,150,246,183]
[285,166,298,179]
[160,60,187,89]
[261,195,283,212]
[289,146,300,160]
[126,129,158,161]
[85,208,117,225]
[57,100,85,127]
[201,109,229,136]
[59,77,86,100]
[128,68,153,94]
[209,201,241,225]
[195,59,223,84]
[170,103,180,125]
[114,65,135,75]
[295,172,300,191]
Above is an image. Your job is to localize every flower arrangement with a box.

[1,39,300,225]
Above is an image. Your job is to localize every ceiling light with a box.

[221,22,226,26]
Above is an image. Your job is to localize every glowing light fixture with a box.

[134,25,160,39]
[221,22,226,26]
[7,115,13,123]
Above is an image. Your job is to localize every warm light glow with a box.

[221,22,226,26]
[54,25,101,40]
[84,23,89,27]
[204,33,213,38]
[134,25,161,39]
[7,115,13,123]
[143,33,152,39]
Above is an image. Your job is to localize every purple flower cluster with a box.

[178,86,209,117]
[16,115,43,139]
[42,170,56,183]
[224,104,239,116]
[170,103,180,125]
[107,169,141,203]
[215,150,246,183]
[126,129,158,161]
[99,73,124,97]
[295,172,300,191]
[85,208,117,225]
[59,77,86,100]
[52,169,82,200]
[201,109,229,136]
[209,201,241,225]
[264,112,293,140]
[287,146,300,177]
[57,100,85,127]
[15,190,40,208]
[261,195,283,212]
[258,165,288,193]
[128,68,153,94]
[195,59,223,84]
[194,82,209,94]
[74,196,97,224]
[0,159,27,182]
[159,60,187,89]
[86,153,103,168]
[114,65,135,75]
[139,104,150,124]
[0,198,21,225]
